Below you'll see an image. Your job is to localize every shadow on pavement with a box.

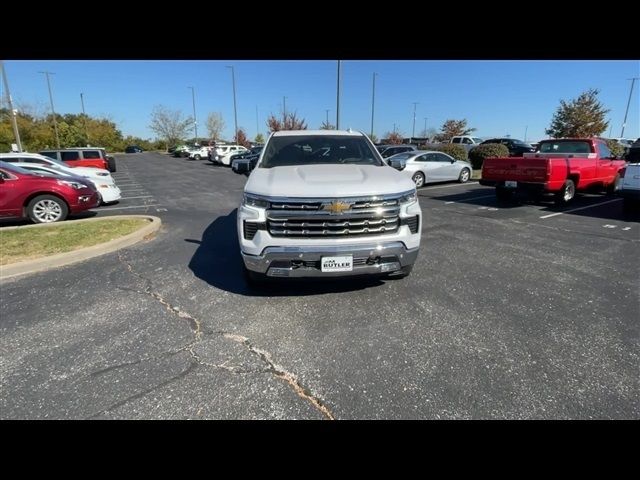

[187,209,386,297]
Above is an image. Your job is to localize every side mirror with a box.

[450,159,455,163]
[389,159,406,171]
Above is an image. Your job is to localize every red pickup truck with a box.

[479,138,626,204]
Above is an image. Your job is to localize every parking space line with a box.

[539,198,622,219]
[94,204,161,211]
[119,195,154,200]
[445,194,496,203]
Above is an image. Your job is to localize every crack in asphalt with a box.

[224,333,335,420]
[115,253,336,420]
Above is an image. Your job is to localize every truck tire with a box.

[27,194,69,223]
[243,265,268,286]
[388,265,413,279]
[107,156,117,173]
[555,179,576,205]
[606,174,621,195]
[495,186,512,201]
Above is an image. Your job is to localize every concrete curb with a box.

[0,215,162,282]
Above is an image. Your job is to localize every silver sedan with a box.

[387,150,472,188]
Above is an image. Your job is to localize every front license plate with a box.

[321,255,353,272]
[505,180,517,188]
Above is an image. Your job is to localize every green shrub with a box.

[468,144,510,170]
[605,139,626,159]
[429,144,468,161]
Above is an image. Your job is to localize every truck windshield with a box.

[539,141,592,154]
[260,135,383,168]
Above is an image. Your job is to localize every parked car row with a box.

[0,151,124,224]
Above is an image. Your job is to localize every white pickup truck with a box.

[236,129,422,283]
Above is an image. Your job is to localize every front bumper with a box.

[242,241,419,277]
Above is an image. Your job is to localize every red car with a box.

[0,161,99,223]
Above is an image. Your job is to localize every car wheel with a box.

[194,154,201,160]
[412,172,425,188]
[555,179,576,205]
[458,168,471,183]
[27,195,69,223]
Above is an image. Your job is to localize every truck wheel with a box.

[458,168,470,183]
[495,186,512,201]
[388,265,413,279]
[606,174,621,195]
[27,195,69,223]
[412,172,425,188]
[555,179,576,205]
[107,157,117,173]
[243,265,267,286]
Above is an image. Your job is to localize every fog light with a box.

[380,262,401,273]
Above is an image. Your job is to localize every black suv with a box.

[480,138,535,157]
[125,145,144,153]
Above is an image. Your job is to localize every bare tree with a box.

[320,120,335,130]
[267,111,307,132]
[148,105,192,147]
[206,112,225,140]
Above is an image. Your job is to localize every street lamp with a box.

[325,109,330,126]
[283,96,287,121]
[1,61,22,152]
[39,70,60,149]
[370,72,377,139]
[411,102,419,140]
[423,117,428,137]
[188,86,198,141]
[336,60,342,129]
[621,77,639,138]
[80,92,89,145]
[226,66,238,143]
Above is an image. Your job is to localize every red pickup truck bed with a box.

[479,138,626,204]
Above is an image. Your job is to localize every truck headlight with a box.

[242,193,269,209]
[398,189,417,205]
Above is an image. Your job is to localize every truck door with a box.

[596,142,616,183]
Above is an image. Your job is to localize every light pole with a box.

[524,125,528,143]
[411,102,418,141]
[255,105,259,140]
[187,86,198,141]
[370,72,377,138]
[325,109,329,126]
[226,66,238,143]
[621,77,639,138]
[283,96,287,121]
[423,117,428,137]
[336,60,342,129]
[39,71,60,149]
[1,61,22,152]
[80,92,89,145]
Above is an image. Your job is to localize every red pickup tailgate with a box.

[482,156,550,182]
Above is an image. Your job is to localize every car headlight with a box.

[242,193,270,209]
[58,180,86,190]
[398,189,417,205]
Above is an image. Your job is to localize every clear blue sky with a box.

[2,60,639,143]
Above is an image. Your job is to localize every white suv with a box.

[209,145,248,166]
[236,130,422,284]
[617,162,640,212]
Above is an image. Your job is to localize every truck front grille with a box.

[266,197,401,238]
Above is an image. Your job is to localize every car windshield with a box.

[472,138,483,143]
[260,135,383,168]
[0,161,42,175]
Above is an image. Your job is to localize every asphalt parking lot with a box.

[1,152,638,419]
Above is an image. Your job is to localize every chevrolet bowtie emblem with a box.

[324,200,351,214]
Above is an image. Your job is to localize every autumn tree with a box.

[206,112,225,140]
[149,105,193,147]
[384,131,404,145]
[320,120,335,130]
[546,88,609,138]
[439,119,476,141]
[235,128,252,148]
[266,111,307,132]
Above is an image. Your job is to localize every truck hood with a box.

[244,164,416,198]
